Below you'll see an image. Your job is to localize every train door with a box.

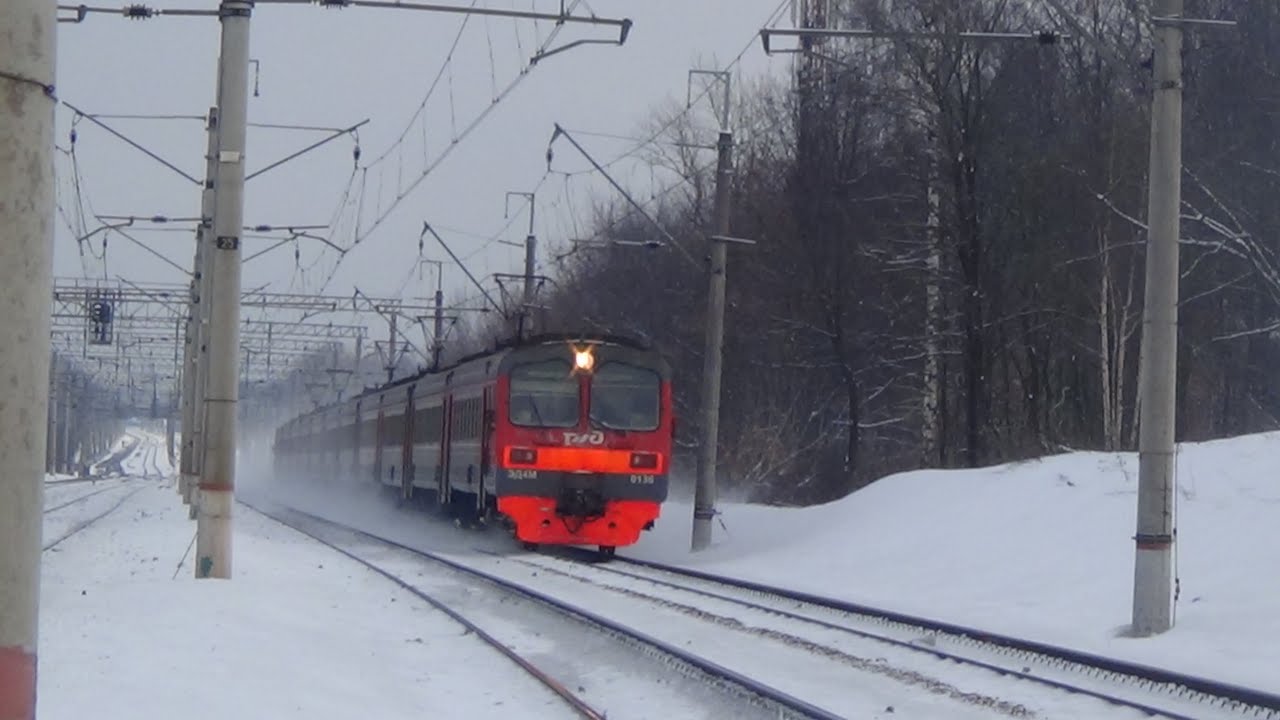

[330,410,341,483]
[483,386,499,515]
[439,393,453,506]
[352,400,362,482]
[478,385,494,515]
[400,385,415,500]
[374,394,385,485]
[304,416,314,478]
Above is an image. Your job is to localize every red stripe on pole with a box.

[197,483,234,492]
[0,646,36,720]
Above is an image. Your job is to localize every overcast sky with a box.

[53,0,795,333]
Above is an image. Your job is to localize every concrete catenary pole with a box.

[692,127,735,552]
[385,311,397,383]
[167,318,180,465]
[0,0,56,714]
[45,354,58,474]
[433,268,445,370]
[522,206,537,339]
[197,0,253,579]
[1132,0,1184,636]
[184,107,219,513]
[58,378,72,474]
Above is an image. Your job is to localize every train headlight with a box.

[509,447,538,464]
[573,347,595,373]
[629,452,660,470]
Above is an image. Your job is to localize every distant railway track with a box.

[43,483,127,515]
[45,476,106,487]
[46,436,139,485]
[44,437,148,513]
[527,549,1280,720]
[43,487,144,552]
[141,443,162,479]
[92,435,141,479]
[244,501,835,720]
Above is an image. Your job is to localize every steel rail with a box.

[608,555,1280,718]
[250,504,841,720]
[42,487,144,552]
[43,483,127,515]
[245,503,607,720]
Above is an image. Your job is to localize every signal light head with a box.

[573,347,595,373]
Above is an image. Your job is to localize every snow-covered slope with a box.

[631,432,1280,692]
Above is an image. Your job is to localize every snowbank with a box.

[630,432,1280,692]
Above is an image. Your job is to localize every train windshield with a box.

[509,359,580,428]
[589,362,661,431]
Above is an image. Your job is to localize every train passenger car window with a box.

[415,405,443,443]
[590,363,661,431]
[452,398,476,440]
[457,397,481,439]
[383,412,404,446]
[509,360,579,428]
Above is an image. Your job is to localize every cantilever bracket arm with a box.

[532,18,633,65]
[760,26,1068,55]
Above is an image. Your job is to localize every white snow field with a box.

[38,429,1279,718]
[37,434,571,720]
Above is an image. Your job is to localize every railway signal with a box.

[88,298,114,345]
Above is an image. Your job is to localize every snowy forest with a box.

[265,0,1279,507]
[487,0,1280,504]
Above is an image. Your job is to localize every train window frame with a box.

[507,358,580,429]
[415,403,443,443]
[588,361,662,432]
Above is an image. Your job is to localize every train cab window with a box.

[590,362,661,431]
[509,359,579,428]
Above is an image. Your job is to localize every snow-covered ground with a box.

[40,429,1279,718]
[629,432,1280,694]
[240,432,1280,697]
[38,434,577,720]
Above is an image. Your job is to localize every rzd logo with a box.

[563,430,605,446]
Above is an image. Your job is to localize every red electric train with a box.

[272,334,674,555]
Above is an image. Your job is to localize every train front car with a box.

[493,337,672,555]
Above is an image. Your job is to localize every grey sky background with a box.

[54,0,795,343]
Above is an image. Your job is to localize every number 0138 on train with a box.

[271,334,675,556]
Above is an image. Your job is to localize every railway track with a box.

[43,486,145,552]
[43,482,128,515]
[243,501,836,720]
[45,476,109,487]
[245,502,607,720]
[141,443,161,479]
[514,549,1280,720]
[90,435,141,479]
